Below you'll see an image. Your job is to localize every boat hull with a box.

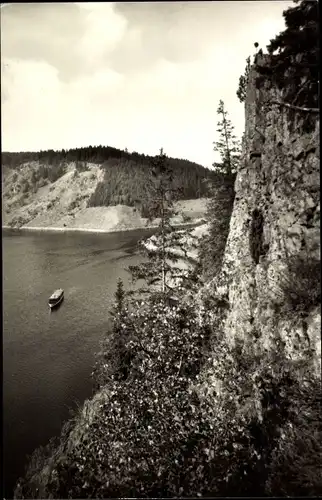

[48,295,64,310]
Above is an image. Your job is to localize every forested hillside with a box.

[2,146,214,210]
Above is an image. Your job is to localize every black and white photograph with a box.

[2,1,320,498]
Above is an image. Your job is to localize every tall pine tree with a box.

[199,101,240,279]
[129,149,199,301]
[213,100,241,176]
[92,278,134,388]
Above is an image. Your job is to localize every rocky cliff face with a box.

[205,54,320,376]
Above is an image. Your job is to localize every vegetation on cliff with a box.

[128,148,200,298]
[14,270,322,498]
[255,0,319,131]
[199,100,238,279]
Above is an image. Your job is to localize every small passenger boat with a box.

[48,288,64,309]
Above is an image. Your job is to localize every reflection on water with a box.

[3,228,153,498]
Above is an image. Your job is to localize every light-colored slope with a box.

[2,162,208,233]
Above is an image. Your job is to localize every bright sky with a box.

[1,1,293,167]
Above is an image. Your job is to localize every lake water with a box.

[3,228,155,498]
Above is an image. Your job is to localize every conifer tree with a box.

[92,278,134,388]
[213,100,241,176]
[255,0,318,128]
[129,149,199,301]
[237,56,251,103]
[114,277,125,314]
[199,101,240,279]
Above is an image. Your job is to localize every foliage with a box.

[92,279,135,388]
[197,334,322,497]
[199,173,236,280]
[128,149,200,298]
[277,255,321,314]
[255,0,319,131]
[14,436,60,499]
[198,101,239,279]
[88,155,211,216]
[265,378,322,496]
[213,100,241,176]
[21,180,30,193]
[15,286,322,498]
[18,298,214,498]
[236,56,251,103]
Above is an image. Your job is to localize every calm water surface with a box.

[3,228,154,498]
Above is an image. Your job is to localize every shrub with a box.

[14,255,321,499]
[265,377,322,496]
[30,171,39,185]
[19,296,214,499]
[277,255,321,314]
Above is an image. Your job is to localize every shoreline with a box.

[2,220,204,235]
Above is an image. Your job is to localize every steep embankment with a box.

[2,161,208,232]
[199,54,320,381]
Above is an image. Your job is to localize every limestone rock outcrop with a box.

[208,54,320,375]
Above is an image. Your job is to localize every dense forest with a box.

[2,146,217,212]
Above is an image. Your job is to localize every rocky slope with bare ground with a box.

[2,162,207,232]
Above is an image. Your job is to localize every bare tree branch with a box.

[270,100,319,113]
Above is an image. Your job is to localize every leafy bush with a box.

[68,200,78,211]
[17,295,215,498]
[15,289,322,498]
[278,255,321,313]
[265,377,322,496]
[197,333,322,497]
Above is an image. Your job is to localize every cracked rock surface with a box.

[208,55,320,377]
